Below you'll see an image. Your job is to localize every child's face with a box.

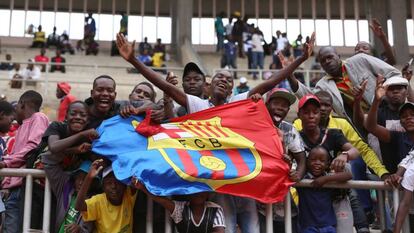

[0,112,14,134]
[67,103,88,133]
[103,173,126,206]
[307,148,329,177]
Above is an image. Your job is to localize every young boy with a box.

[297,146,352,233]
[132,178,225,233]
[0,101,15,156]
[75,160,137,233]
[0,91,49,233]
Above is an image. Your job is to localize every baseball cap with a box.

[71,160,92,176]
[399,102,414,116]
[383,76,409,87]
[298,94,320,110]
[240,77,247,84]
[183,62,204,78]
[266,88,296,105]
[57,82,71,95]
[102,166,114,179]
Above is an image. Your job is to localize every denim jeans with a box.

[251,52,264,78]
[3,187,23,233]
[350,157,373,212]
[217,33,225,52]
[348,189,370,232]
[302,225,336,233]
[213,194,260,233]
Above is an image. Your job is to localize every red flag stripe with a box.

[176,149,198,177]
[187,122,212,137]
[180,123,203,137]
[197,122,222,138]
[225,149,250,177]
[206,122,229,137]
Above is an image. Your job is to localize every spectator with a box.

[278,32,290,57]
[0,90,49,233]
[84,13,96,42]
[234,77,250,95]
[0,101,14,156]
[153,38,166,55]
[258,88,305,233]
[251,28,264,80]
[297,146,352,233]
[221,35,237,78]
[231,11,245,58]
[31,25,46,48]
[0,54,13,71]
[119,13,128,36]
[292,34,303,58]
[152,52,166,74]
[59,31,75,55]
[129,82,156,103]
[139,37,152,55]
[243,25,253,74]
[215,12,225,52]
[225,17,233,40]
[22,59,41,85]
[75,163,137,233]
[138,49,153,66]
[271,30,282,66]
[133,179,225,233]
[9,63,24,89]
[34,48,49,72]
[47,26,60,48]
[56,82,76,122]
[50,49,66,73]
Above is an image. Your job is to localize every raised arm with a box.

[370,18,396,66]
[351,80,368,129]
[48,128,98,155]
[248,32,315,96]
[402,62,414,102]
[365,75,391,143]
[75,159,104,212]
[116,33,187,106]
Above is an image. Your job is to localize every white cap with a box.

[240,77,247,84]
[383,76,408,87]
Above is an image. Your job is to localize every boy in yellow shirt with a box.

[75,159,137,233]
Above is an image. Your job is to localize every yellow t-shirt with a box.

[152,52,164,67]
[82,188,137,233]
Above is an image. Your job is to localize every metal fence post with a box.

[378,190,386,231]
[146,198,153,233]
[265,204,273,233]
[23,174,33,232]
[42,178,52,232]
[284,191,292,233]
[165,209,171,233]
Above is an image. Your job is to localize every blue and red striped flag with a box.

[92,99,292,203]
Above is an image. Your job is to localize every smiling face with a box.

[307,147,330,177]
[103,172,126,206]
[400,108,414,132]
[211,71,234,100]
[182,71,205,97]
[90,78,116,115]
[266,97,290,125]
[67,102,89,134]
[129,84,154,102]
[298,101,321,131]
[318,47,342,78]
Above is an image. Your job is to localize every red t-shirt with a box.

[34,55,49,63]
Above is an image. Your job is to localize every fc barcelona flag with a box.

[92,99,292,203]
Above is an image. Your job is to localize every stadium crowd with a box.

[0,17,413,233]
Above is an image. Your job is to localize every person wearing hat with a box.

[234,77,250,95]
[257,88,305,233]
[294,91,388,233]
[43,158,95,233]
[57,82,77,122]
[76,161,137,233]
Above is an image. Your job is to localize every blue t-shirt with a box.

[297,174,336,230]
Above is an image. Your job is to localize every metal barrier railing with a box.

[0,168,406,233]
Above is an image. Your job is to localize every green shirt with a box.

[58,195,79,233]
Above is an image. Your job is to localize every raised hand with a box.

[302,32,316,60]
[88,159,104,178]
[166,72,179,86]
[351,79,368,101]
[116,33,136,62]
[402,61,413,81]
[375,74,386,101]
[249,93,262,102]
[369,18,386,39]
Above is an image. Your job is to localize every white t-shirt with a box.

[276,37,289,52]
[171,201,225,228]
[21,67,41,80]
[186,92,249,114]
[251,34,264,52]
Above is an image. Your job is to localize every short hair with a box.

[66,101,89,114]
[93,75,116,89]
[308,145,331,163]
[19,90,43,111]
[315,91,333,104]
[131,82,156,101]
[0,101,14,116]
